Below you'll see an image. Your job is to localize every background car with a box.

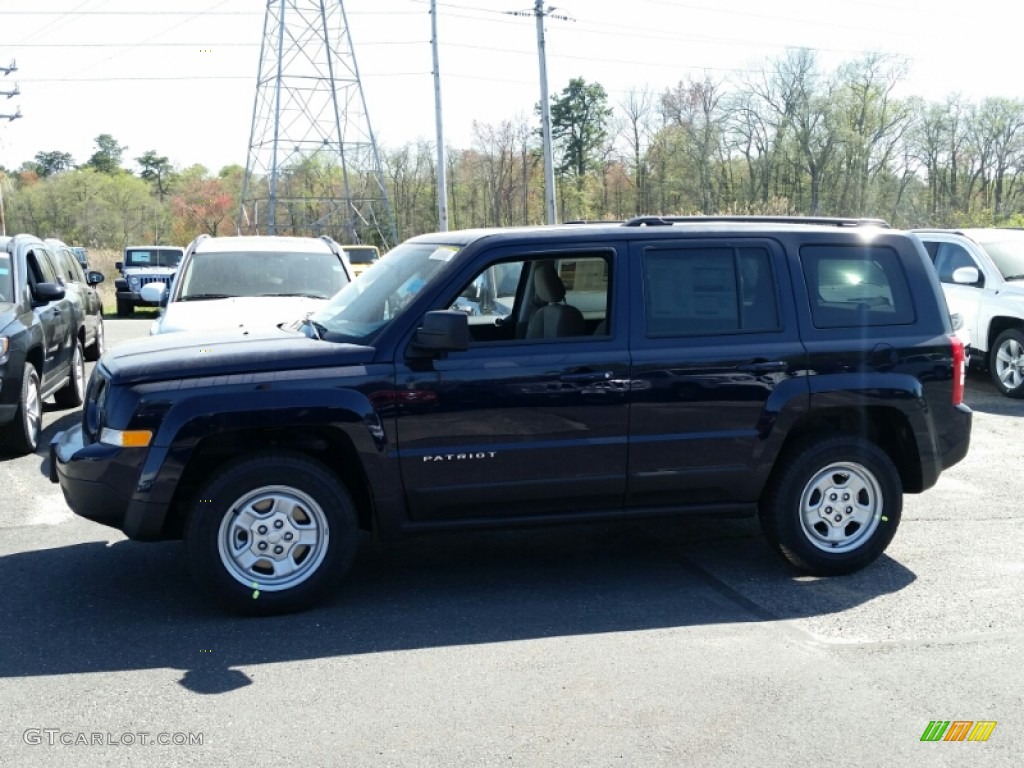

[45,238,106,361]
[140,234,354,335]
[914,228,1024,396]
[340,244,381,276]
[114,244,184,316]
[1,234,86,454]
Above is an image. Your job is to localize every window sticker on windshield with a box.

[332,265,342,271]
[0,267,9,275]
[429,246,459,261]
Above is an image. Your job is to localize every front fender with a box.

[121,384,396,539]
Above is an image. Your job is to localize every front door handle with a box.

[737,361,788,374]
[559,370,613,383]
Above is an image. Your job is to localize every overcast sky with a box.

[0,0,1015,174]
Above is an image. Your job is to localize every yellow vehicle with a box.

[341,244,380,276]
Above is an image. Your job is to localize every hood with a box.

[102,325,375,385]
[996,282,1024,299]
[152,295,328,335]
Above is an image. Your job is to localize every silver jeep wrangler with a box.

[115,245,184,317]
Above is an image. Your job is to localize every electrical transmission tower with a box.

[239,1,397,247]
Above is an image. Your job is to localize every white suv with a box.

[141,235,354,335]
[915,228,1024,397]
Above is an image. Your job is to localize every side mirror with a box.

[115,261,124,272]
[33,282,65,304]
[86,270,105,286]
[140,282,166,305]
[411,310,469,355]
[951,266,980,285]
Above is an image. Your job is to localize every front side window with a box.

[643,246,778,337]
[445,254,610,342]
[801,244,915,328]
[178,250,350,300]
[932,242,981,285]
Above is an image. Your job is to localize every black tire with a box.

[116,299,132,317]
[84,316,105,362]
[990,328,1024,397]
[185,451,359,615]
[54,339,86,408]
[0,364,42,455]
[759,434,902,576]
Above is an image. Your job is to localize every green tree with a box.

[547,78,612,189]
[86,134,127,175]
[34,150,75,177]
[136,150,174,201]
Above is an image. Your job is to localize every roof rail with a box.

[622,215,890,228]
[563,219,623,225]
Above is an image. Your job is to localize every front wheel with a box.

[759,435,902,575]
[990,328,1024,397]
[185,452,359,615]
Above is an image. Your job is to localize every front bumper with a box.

[50,425,169,539]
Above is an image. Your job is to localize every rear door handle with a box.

[737,361,787,374]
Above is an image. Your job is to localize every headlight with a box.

[0,336,9,357]
[129,276,140,288]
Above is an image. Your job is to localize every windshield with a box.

[178,250,350,300]
[311,241,461,342]
[126,248,183,268]
[978,237,1024,280]
[0,254,12,304]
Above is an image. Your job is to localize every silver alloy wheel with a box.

[24,370,41,449]
[995,336,1024,391]
[217,485,330,591]
[798,461,883,553]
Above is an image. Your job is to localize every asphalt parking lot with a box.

[1,318,1021,767]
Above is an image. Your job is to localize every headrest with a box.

[534,263,565,303]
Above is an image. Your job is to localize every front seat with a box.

[526,263,586,339]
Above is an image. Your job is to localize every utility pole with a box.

[1,58,21,122]
[534,0,557,225]
[508,5,571,225]
[430,0,448,232]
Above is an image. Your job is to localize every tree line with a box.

[3,49,1024,250]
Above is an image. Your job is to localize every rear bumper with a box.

[940,403,973,471]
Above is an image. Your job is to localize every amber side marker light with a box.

[99,428,153,448]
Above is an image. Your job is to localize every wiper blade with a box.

[260,292,329,299]
[179,293,234,301]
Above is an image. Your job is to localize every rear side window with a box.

[643,246,779,337]
[800,245,915,328]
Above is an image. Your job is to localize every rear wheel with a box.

[54,340,85,408]
[185,451,359,615]
[990,328,1024,397]
[760,435,902,575]
[0,364,42,455]
[85,316,105,361]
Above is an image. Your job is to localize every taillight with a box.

[951,334,965,405]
